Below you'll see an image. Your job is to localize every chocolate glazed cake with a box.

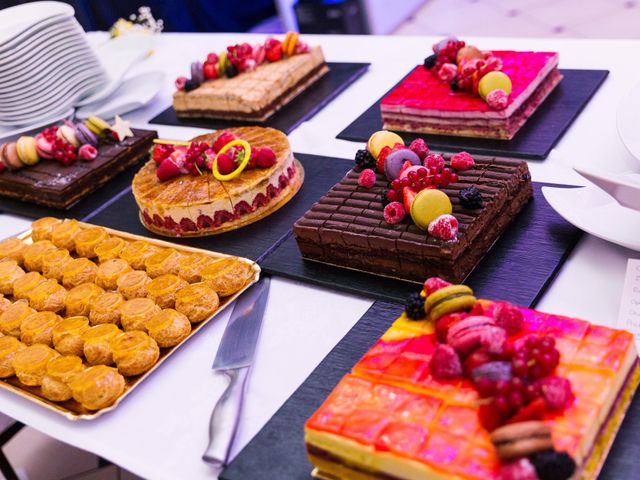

[293,156,533,283]
[0,129,157,210]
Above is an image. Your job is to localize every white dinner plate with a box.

[617,81,640,164]
[542,184,640,251]
[0,2,73,53]
[0,105,75,128]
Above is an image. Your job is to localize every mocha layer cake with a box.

[293,133,532,283]
[132,127,303,237]
[173,33,329,121]
[305,279,640,480]
[380,38,562,140]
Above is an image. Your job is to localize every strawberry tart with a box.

[305,278,639,480]
[172,32,328,121]
[132,126,303,237]
[380,38,562,140]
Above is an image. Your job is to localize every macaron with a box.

[490,421,554,461]
[384,148,421,181]
[424,284,476,322]
[478,71,512,100]
[191,61,204,85]
[410,189,452,230]
[85,116,111,136]
[446,315,496,355]
[367,130,404,159]
[16,136,40,166]
[35,134,55,159]
[1,142,24,170]
[56,125,80,148]
[283,31,299,57]
[74,123,98,147]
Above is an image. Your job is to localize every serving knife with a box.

[202,276,270,467]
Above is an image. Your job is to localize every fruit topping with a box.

[506,397,546,424]
[410,190,452,230]
[424,153,445,171]
[213,131,237,152]
[423,277,452,296]
[529,450,576,480]
[203,62,218,79]
[486,88,509,110]
[429,344,462,380]
[450,151,475,171]
[78,145,97,161]
[404,292,425,320]
[354,149,376,171]
[358,169,376,188]
[511,335,560,381]
[409,138,430,160]
[493,301,524,335]
[497,458,538,480]
[156,158,181,182]
[215,153,235,175]
[435,312,464,343]
[402,187,418,214]
[383,201,406,225]
[536,376,574,411]
[376,146,392,173]
[256,147,277,168]
[152,144,174,164]
[459,186,484,209]
[174,76,187,91]
[438,63,457,82]
[427,214,459,241]
[423,54,437,69]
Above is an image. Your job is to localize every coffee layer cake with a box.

[293,157,532,283]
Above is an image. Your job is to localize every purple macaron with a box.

[75,123,99,147]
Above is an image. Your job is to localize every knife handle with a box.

[202,366,250,466]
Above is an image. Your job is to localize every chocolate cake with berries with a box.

[172,32,328,121]
[293,131,532,283]
[380,38,561,140]
[305,278,640,480]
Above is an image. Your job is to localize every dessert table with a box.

[0,32,639,479]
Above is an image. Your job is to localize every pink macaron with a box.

[35,134,55,159]
[447,315,496,355]
[1,142,24,170]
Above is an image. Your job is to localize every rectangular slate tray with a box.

[259,181,583,307]
[83,153,353,262]
[221,300,640,480]
[337,69,609,160]
[149,62,370,134]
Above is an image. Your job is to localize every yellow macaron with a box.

[16,136,40,166]
[410,189,453,230]
[85,116,111,136]
[367,130,404,159]
[478,71,512,100]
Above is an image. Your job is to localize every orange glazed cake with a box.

[172,32,328,121]
[305,278,639,480]
[132,127,302,237]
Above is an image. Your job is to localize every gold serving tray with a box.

[2,221,260,421]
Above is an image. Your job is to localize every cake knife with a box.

[202,275,270,467]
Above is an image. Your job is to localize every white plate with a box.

[75,34,154,107]
[76,71,165,119]
[617,81,640,164]
[0,2,74,52]
[542,185,640,251]
[0,108,74,142]
[0,105,75,128]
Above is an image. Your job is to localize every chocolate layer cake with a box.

[293,156,532,283]
[0,129,156,210]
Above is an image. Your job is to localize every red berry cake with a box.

[305,279,639,480]
[380,38,562,140]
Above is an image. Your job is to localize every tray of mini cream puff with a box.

[0,218,260,420]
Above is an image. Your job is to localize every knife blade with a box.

[202,275,270,467]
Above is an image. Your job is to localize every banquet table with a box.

[0,32,639,480]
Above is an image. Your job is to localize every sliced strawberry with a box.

[506,398,546,424]
[399,160,414,176]
[435,312,465,343]
[376,146,392,173]
[478,403,504,431]
[403,187,418,213]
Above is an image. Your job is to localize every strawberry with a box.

[399,160,413,176]
[506,398,546,424]
[435,312,465,343]
[266,43,282,62]
[478,403,504,431]
[213,132,237,153]
[156,158,181,182]
[152,144,174,164]
[403,187,418,213]
[246,148,259,169]
[257,147,277,168]
[203,61,218,80]
[376,146,392,173]
[216,153,236,174]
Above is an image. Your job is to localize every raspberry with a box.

[383,201,406,224]
[428,214,459,241]
[295,41,310,54]
[216,153,236,174]
[537,376,574,411]
[423,277,452,296]
[438,63,457,82]
[213,132,237,152]
[460,186,483,209]
[486,88,509,110]
[206,52,219,64]
[354,149,376,170]
[409,138,429,160]
[156,158,181,182]
[152,144,174,164]
[480,326,507,354]
[451,151,475,171]
[530,451,576,480]
[435,312,465,343]
[175,76,188,91]
[429,344,462,380]
[494,302,524,335]
[497,458,538,480]
[358,168,376,188]
[424,153,445,172]
[404,292,425,320]
[265,39,283,62]
[257,147,277,168]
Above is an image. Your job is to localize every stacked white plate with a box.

[0,2,108,126]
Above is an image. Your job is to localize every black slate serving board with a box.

[337,69,609,160]
[83,154,353,262]
[149,62,370,135]
[259,181,583,308]
[221,300,640,480]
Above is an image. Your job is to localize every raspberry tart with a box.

[305,278,639,480]
[172,32,328,121]
[132,127,303,237]
[380,38,562,140]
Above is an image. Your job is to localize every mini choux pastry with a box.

[82,324,121,365]
[0,259,25,295]
[41,355,85,402]
[0,295,11,314]
[65,283,104,317]
[0,237,26,265]
[96,258,132,290]
[95,237,128,263]
[89,292,124,326]
[74,227,109,258]
[52,316,90,356]
[27,279,66,312]
[69,365,125,410]
[175,283,219,323]
[119,241,159,270]
[177,253,214,283]
[41,249,72,281]
[22,240,56,272]
[120,298,161,332]
[62,257,98,289]
[30,217,62,242]
[110,330,159,376]
[0,336,26,377]
[145,274,187,309]
[144,248,182,278]
[201,258,253,297]
[51,220,81,252]
[11,344,59,386]
[116,270,151,300]
[12,271,44,300]
[20,311,61,346]
[0,300,35,337]
[146,309,191,347]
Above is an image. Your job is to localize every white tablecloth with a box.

[0,32,639,479]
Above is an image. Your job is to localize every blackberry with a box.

[530,450,576,480]
[354,149,376,170]
[405,292,426,320]
[460,186,483,209]
[450,78,459,91]
[225,64,239,78]
[423,54,437,70]
[184,80,197,92]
